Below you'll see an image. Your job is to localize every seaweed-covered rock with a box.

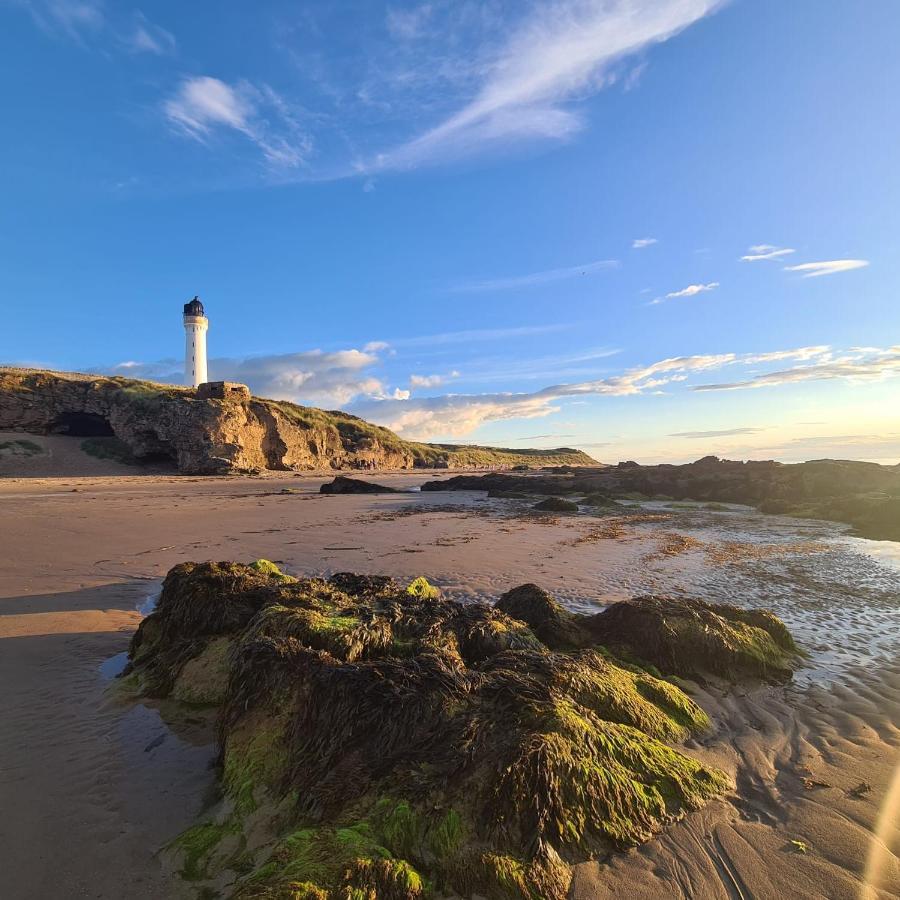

[579,493,621,509]
[495,584,588,651]
[533,497,579,512]
[125,564,799,899]
[320,476,399,494]
[588,595,798,681]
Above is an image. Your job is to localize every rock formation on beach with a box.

[0,368,597,475]
[422,456,900,541]
[123,560,798,899]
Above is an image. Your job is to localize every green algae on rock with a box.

[589,595,799,681]
[533,497,580,513]
[126,562,797,899]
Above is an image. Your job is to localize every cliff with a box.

[0,368,598,475]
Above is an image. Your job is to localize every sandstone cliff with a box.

[0,368,597,475]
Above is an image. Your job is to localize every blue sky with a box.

[2,0,899,463]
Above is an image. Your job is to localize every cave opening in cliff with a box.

[50,411,115,437]
[131,429,178,466]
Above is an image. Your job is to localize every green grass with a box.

[0,438,43,457]
[80,437,137,465]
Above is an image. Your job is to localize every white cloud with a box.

[669,427,765,438]
[353,351,744,439]
[13,2,177,57]
[784,259,869,278]
[351,345,850,439]
[16,0,104,40]
[127,12,175,55]
[693,346,900,392]
[164,76,310,168]
[452,258,618,293]
[632,237,658,249]
[740,244,795,262]
[651,281,719,304]
[374,0,723,170]
[386,4,435,41]
[742,345,830,364]
[100,346,390,408]
[354,392,563,439]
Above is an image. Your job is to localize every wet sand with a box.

[1,472,898,898]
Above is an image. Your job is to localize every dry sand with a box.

[1,464,898,899]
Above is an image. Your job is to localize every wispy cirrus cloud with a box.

[127,11,175,55]
[650,281,719,305]
[669,427,765,438]
[373,0,724,170]
[11,1,174,54]
[164,76,311,168]
[693,346,900,392]
[352,351,767,439]
[11,0,104,41]
[451,258,618,293]
[784,259,869,278]
[632,237,658,249]
[740,244,795,262]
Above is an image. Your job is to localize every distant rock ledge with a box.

[0,368,598,475]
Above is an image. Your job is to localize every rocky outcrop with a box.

[320,475,400,494]
[0,369,598,476]
[0,369,416,474]
[123,561,795,899]
[422,456,900,541]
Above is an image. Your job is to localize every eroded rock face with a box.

[0,369,415,475]
[0,369,599,476]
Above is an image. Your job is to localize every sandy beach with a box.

[1,465,898,898]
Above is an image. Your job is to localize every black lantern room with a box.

[183,296,205,317]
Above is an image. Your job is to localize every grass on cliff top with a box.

[264,398,597,467]
[125,562,769,900]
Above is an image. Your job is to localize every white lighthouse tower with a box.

[183,296,209,388]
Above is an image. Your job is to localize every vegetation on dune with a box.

[0,438,43,457]
[414,443,598,469]
[80,436,139,465]
[125,562,798,899]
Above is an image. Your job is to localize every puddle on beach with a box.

[97,587,160,680]
[136,588,160,617]
[99,651,129,679]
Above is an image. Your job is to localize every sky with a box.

[1,0,899,464]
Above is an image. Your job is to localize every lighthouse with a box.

[183,296,209,387]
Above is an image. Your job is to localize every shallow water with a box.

[136,588,160,616]
[98,651,128,679]
[621,504,900,685]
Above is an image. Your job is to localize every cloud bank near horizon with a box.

[98,343,900,442]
